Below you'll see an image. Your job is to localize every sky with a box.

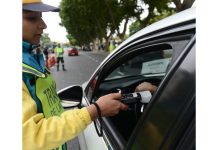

[42,0,68,43]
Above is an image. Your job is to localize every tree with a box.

[135,0,175,28]
[60,0,115,48]
[129,20,141,36]
[60,0,195,51]
[60,0,140,50]
[103,0,141,40]
[66,34,78,46]
[172,0,195,12]
[130,0,194,34]
[40,33,51,46]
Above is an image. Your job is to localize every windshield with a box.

[105,49,172,80]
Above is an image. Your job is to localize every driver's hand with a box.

[135,82,157,94]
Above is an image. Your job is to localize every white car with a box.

[58,7,196,150]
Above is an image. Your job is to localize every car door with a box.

[127,40,195,150]
[79,20,195,150]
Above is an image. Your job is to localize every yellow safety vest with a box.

[56,47,64,57]
[22,63,67,150]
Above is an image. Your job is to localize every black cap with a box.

[23,0,60,12]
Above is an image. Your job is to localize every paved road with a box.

[50,51,109,91]
[50,50,109,149]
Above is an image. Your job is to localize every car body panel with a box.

[78,123,109,150]
[68,48,79,56]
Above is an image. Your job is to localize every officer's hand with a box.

[96,93,128,117]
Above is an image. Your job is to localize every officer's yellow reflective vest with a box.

[22,63,67,150]
[56,47,64,57]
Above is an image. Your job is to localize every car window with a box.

[130,44,195,150]
[88,45,174,148]
[84,39,192,150]
[105,49,172,80]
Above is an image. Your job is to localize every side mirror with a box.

[58,85,83,109]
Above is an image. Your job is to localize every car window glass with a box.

[130,45,195,149]
[105,49,172,81]
[88,46,173,145]
[85,40,190,101]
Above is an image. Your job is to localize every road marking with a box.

[83,53,99,63]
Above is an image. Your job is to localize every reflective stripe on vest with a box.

[22,63,67,150]
[22,63,46,78]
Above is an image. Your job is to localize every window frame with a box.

[126,39,196,150]
[82,25,195,150]
[87,33,193,103]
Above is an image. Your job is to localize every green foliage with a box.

[142,0,172,12]
[60,0,140,45]
[129,0,176,36]
[59,0,194,46]
[60,0,107,45]
[66,34,78,45]
[40,33,51,46]
[123,34,129,40]
[148,9,175,25]
[129,20,142,36]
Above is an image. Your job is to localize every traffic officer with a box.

[22,0,128,150]
[55,43,66,71]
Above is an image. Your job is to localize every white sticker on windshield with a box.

[141,58,171,74]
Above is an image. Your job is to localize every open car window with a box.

[89,46,174,149]
[105,49,172,81]
[95,46,174,99]
[84,38,191,150]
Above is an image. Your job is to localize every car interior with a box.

[89,46,174,147]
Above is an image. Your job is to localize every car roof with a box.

[116,7,196,51]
